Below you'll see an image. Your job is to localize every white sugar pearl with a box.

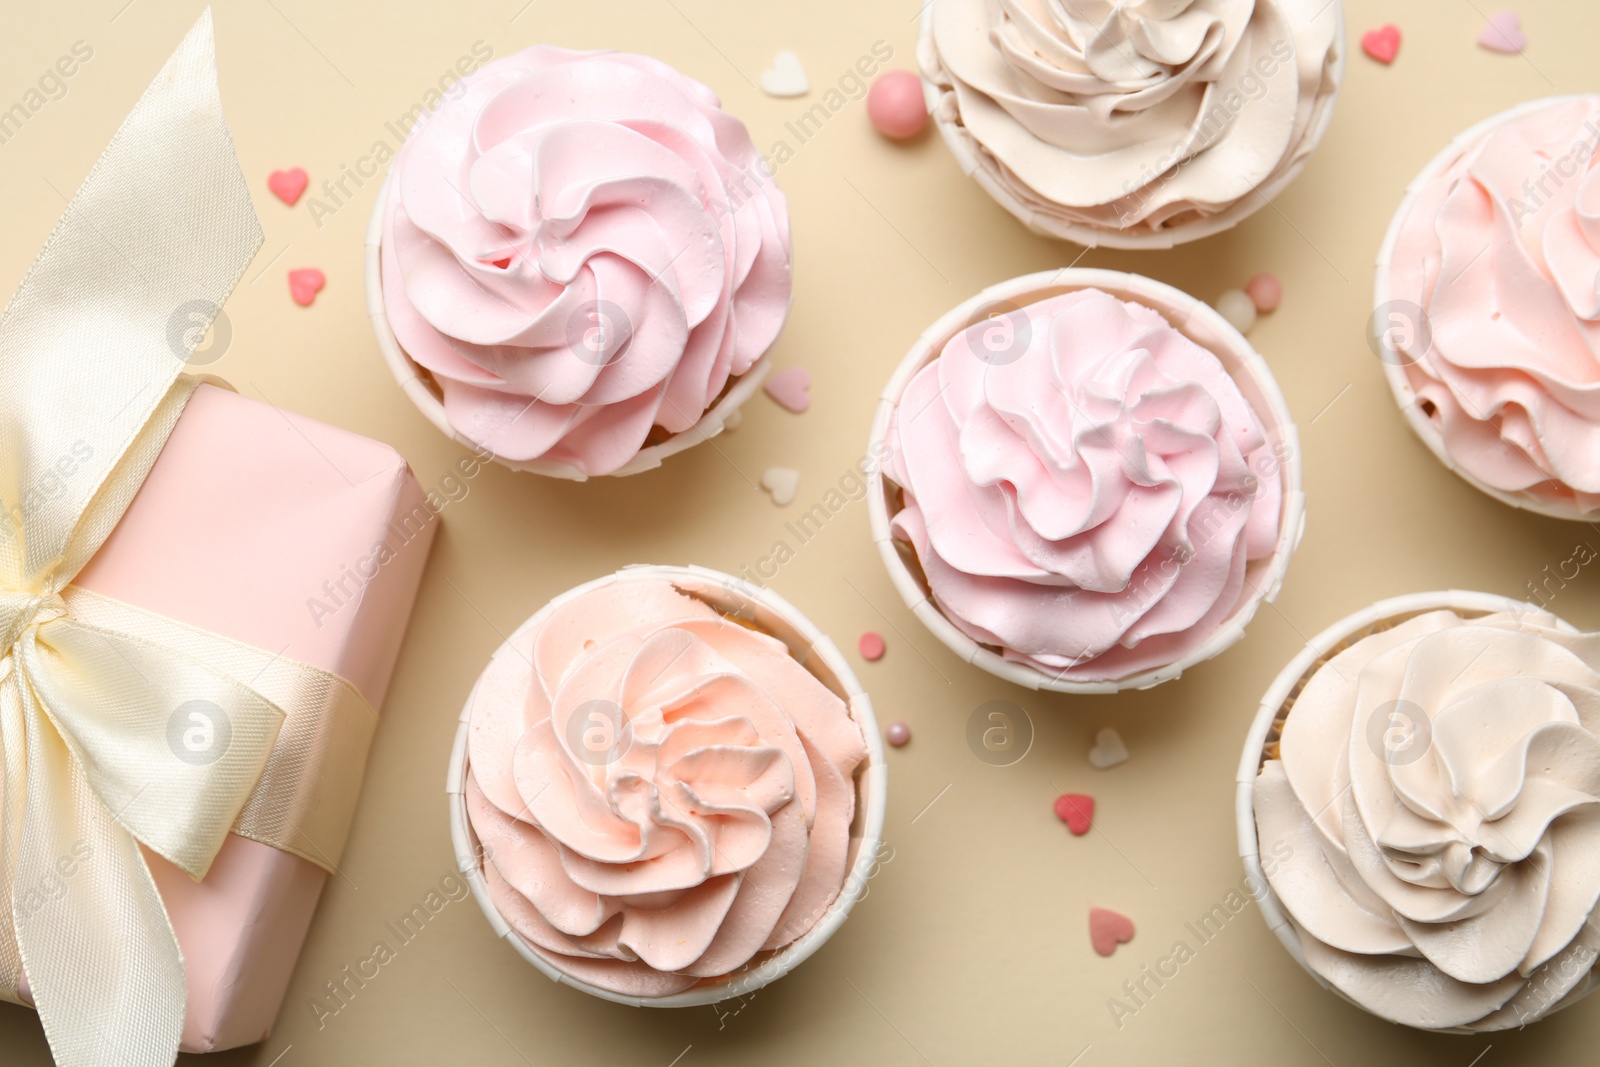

[1215,289,1257,335]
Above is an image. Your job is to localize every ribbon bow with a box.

[0,12,379,1066]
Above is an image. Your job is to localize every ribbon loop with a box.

[23,617,284,879]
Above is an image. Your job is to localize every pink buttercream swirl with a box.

[465,577,867,997]
[381,47,792,476]
[1387,95,1600,514]
[885,288,1285,681]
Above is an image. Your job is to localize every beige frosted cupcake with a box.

[919,0,1345,248]
[446,566,886,1006]
[867,269,1303,693]
[1238,591,1600,1031]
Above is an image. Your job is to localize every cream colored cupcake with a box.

[1239,591,1600,1031]
[919,0,1345,248]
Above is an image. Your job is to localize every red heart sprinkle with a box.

[1361,24,1401,64]
[1089,907,1135,957]
[288,268,325,308]
[1054,793,1094,835]
[267,167,308,206]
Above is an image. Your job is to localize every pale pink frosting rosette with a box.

[370,47,792,479]
[868,270,1302,693]
[1378,95,1600,519]
[446,567,884,1005]
[1238,592,1600,1031]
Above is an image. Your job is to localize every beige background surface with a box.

[0,0,1595,1064]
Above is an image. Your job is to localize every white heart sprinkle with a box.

[761,467,800,506]
[1088,727,1130,770]
[760,51,809,98]
[1215,289,1257,335]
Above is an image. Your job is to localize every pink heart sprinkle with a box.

[267,167,308,206]
[763,367,811,413]
[1089,907,1135,957]
[1054,793,1094,835]
[288,268,325,308]
[1478,11,1526,54]
[1361,24,1401,65]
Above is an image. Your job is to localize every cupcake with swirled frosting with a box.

[1246,594,1600,1030]
[453,568,880,1001]
[868,270,1301,692]
[372,47,792,478]
[918,0,1344,247]
[1378,95,1600,519]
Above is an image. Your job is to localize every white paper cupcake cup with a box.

[445,564,888,1007]
[365,176,772,481]
[1235,589,1599,1032]
[1375,95,1595,521]
[918,3,1346,250]
[866,268,1305,694]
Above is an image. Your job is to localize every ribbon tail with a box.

[14,685,184,1067]
[0,679,26,1007]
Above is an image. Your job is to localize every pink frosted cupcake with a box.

[868,270,1302,692]
[447,567,885,1005]
[369,47,792,479]
[1377,95,1600,519]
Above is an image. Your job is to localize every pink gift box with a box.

[15,383,436,1053]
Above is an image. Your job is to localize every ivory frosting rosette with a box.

[1238,592,1600,1031]
[867,270,1302,693]
[446,566,885,1005]
[368,47,792,479]
[1377,95,1600,520]
[918,0,1345,248]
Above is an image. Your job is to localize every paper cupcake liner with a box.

[1235,589,1600,1032]
[444,564,888,1007]
[1374,95,1594,521]
[918,4,1346,251]
[365,176,772,481]
[866,268,1305,694]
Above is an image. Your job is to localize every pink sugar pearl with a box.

[886,721,911,747]
[859,631,886,661]
[867,71,928,140]
[1246,273,1283,314]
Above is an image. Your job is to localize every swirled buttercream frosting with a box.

[381,47,792,476]
[1255,607,1600,1030]
[465,576,868,996]
[884,287,1285,681]
[1385,95,1600,516]
[918,0,1343,240]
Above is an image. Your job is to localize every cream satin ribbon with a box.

[0,12,380,1066]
